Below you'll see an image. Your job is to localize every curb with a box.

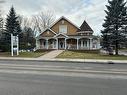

[0,57,127,64]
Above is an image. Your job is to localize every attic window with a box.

[47,31,49,34]
[62,20,64,24]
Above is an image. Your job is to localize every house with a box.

[36,16,100,50]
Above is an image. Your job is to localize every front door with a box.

[58,38,65,49]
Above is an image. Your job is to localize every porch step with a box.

[38,50,64,59]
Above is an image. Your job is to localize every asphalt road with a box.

[0,60,127,95]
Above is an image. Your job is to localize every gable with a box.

[51,17,79,35]
[40,29,55,37]
[54,33,68,38]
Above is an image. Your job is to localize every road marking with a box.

[0,64,127,75]
[0,69,127,80]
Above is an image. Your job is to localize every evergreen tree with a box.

[101,0,127,55]
[3,6,21,51]
[19,27,36,50]
[0,11,3,38]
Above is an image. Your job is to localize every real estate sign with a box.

[11,34,19,56]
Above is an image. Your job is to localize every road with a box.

[0,60,127,95]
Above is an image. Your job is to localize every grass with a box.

[57,50,127,60]
[0,51,48,58]
[120,48,127,50]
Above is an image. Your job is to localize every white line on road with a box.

[0,69,127,80]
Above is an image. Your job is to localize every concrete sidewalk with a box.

[38,50,64,59]
[0,57,127,64]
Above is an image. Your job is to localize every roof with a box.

[78,20,93,32]
[54,33,68,38]
[40,28,57,35]
[50,16,80,29]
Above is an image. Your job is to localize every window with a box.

[61,20,64,24]
[47,31,49,34]
[59,25,67,33]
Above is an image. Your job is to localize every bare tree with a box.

[32,9,56,36]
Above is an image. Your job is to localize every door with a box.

[58,39,65,49]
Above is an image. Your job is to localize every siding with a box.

[41,30,55,37]
[51,18,78,36]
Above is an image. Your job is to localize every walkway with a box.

[38,50,64,59]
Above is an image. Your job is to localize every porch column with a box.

[77,38,79,50]
[89,38,93,50]
[81,40,83,48]
[56,39,58,49]
[87,40,89,49]
[65,38,67,49]
[46,39,49,49]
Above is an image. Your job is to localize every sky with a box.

[1,0,108,35]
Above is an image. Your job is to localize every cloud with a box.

[2,0,108,35]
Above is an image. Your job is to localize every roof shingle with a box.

[78,20,93,32]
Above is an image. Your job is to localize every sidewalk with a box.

[38,50,64,59]
[0,57,127,64]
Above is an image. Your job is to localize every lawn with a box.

[57,50,127,60]
[0,51,48,58]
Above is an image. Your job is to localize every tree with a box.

[101,0,127,55]
[0,10,3,38]
[6,6,21,35]
[0,8,5,51]
[19,27,36,50]
[3,6,21,51]
[32,9,55,36]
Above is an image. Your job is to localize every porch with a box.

[38,38,93,50]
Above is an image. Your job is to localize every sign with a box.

[13,36,18,46]
[11,34,19,56]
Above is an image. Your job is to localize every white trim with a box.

[54,33,68,38]
[50,16,80,29]
[78,31,93,33]
[65,38,67,49]
[40,28,57,35]
[77,38,79,50]
[46,39,49,49]
[56,39,58,49]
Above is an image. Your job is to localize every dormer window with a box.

[59,25,67,34]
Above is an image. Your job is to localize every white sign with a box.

[11,34,19,56]
[12,36,18,46]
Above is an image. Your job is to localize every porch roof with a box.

[54,33,69,38]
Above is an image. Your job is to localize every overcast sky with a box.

[1,0,108,35]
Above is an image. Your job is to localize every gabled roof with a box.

[40,28,57,35]
[50,16,80,29]
[54,33,68,38]
[78,20,93,32]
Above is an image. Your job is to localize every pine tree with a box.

[0,11,3,37]
[3,6,21,51]
[6,6,21,35]
[101,0,127,55]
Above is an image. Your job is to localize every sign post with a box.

[11,34,19,56]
